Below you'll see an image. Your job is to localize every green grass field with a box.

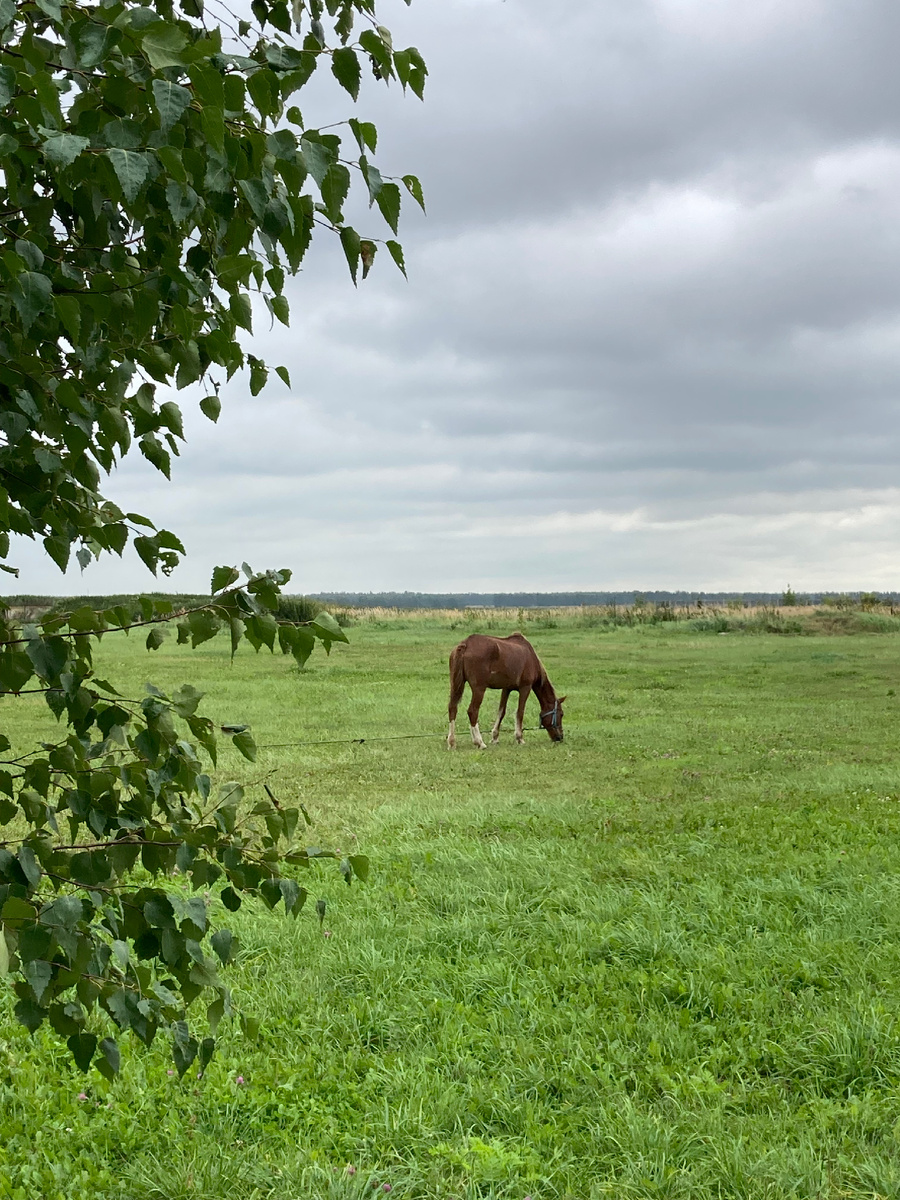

[4,616,900,1199]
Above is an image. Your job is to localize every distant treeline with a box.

[2,590,898,614]
[309,590,899,609]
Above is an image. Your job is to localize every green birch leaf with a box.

[348,854,370,883]
[348,117,377,153]
[166,181,198,223]
[270,295,290,326]
[299,137,334,187]
[43,533,70,572]
[188,609,219,647]
[139,435,171,478]
[266,129,297,160]
[199,395,221,422]
[230,293,253,332]
[53,295,81,341]
[69,19,117,69]
[376,181,401,233]
[68,1032,97,1073]
[249,360,268,396]
[24,959,52,1003]
[35,0,61,20]
[211,565,239,593]
[331,47,361,100]
[146,626,166,651]
[238,178,269,222]
[406,46,428,99]
[310,610,350,644]
[107,149,154,202]
[0,64,13,108]
[275,365,291,387]
[140,24,188,69]
[15,999,45,1034]
[361,158,384,203]
[40,131,90,169]
[13,272,52,331]
[25,635,68,682]
[210,929,234,964]
[152,79,192,132]
[320,163,350,222]
[386,239,407,278]
[402,173,426,212]
[98,1037,120,1078]
[339,225,360,284]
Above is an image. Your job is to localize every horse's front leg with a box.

[467,686,487,749]
[491,689,511,744]
[514,686,531,744]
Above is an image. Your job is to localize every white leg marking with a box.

[515,715,524,744]
[470,722,486,750]
[447,720,456,749]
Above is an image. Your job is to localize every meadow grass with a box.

[3,617,900,1198]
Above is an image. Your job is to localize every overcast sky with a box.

[18,0,900,594]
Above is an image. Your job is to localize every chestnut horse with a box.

[447,632,566,749]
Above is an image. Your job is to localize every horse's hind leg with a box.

[514,686,531,744]
[448,687,461,749]
[467,685,487,749]
[448,649,466,749]
[491,689,511,744]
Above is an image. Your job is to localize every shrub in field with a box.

[275,594,325,624]
[859,592,883,611]
[0,0,421,1076]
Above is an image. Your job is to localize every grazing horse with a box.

[447,632,566,749]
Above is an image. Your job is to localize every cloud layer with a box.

[17,0,900,593]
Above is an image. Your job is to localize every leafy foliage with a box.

[0,0,421,1074]
[0,0,425,577]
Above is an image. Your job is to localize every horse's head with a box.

[539,694,566,742]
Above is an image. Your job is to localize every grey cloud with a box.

[19,0,900,593]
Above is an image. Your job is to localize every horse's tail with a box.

[448,642,467,713]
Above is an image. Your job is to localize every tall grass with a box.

[342,603,900,637]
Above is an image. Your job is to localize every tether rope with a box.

[245,728,545,751]
[255,731,444,749]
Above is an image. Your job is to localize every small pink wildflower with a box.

[382,1185,392,1194]
[167,1070,174,1077]
[323,929,333,938]
[77,1092,87,1101]
[346,1165,357,1176]
[236,1075,245,1085]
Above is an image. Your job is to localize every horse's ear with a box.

[558,695,567,703]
